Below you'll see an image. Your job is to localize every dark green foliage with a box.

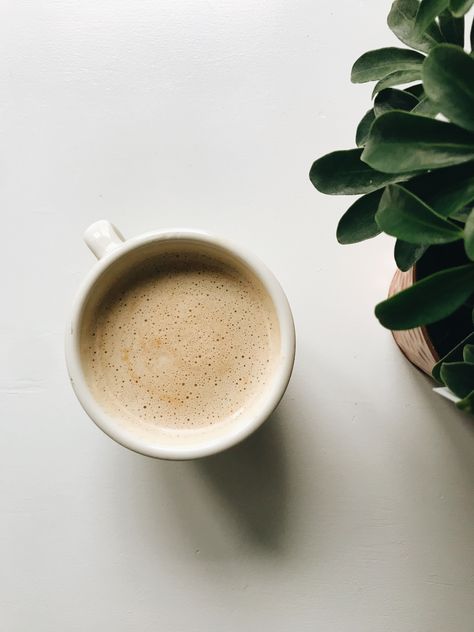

[356,109,376,147]
[351,48,424,83]
[438,9,464,46]
[423,45,474,132]
[376,185,463,244]
[432,332,474,381]
[309,149,413,195]
[336,191,383,244]
[310,0,474,411]
[394,240,428,271]
[373,88,419,116]
[375,264,474,328]
[387,0,444,53]
[362,112,474,172]
[449,0,474,17]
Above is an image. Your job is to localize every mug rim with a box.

[65,227,295,459]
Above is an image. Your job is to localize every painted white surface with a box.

[1,1,473,630]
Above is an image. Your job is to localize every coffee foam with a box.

[80,250,280,436]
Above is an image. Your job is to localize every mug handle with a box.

[84,220,125,259]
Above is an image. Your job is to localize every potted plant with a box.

[310,0,474,413]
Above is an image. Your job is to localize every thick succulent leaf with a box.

[432,331,474,380]
[415,0,449,34]
[372,69,422,98]
[336,190,383,244]
[309,149,412,195]
[374,88,419,116]
[457,390,474,413]
[440,362,474,397]
[423,44,474,132]
[452,206,473,221]
[407,162,474,217]
[464,344,474,363]
[410,96,439,116]
[376,185,463,243]
[438,9,464,46]
[405,83,425,98]
[465,208,474,260]
[362,112,474,173]
[351,48,424,83]
[394,240,428,270]
[374,263,474,329]
[388,0,445,53]
[449,0,474,16]
[356,109,376,147]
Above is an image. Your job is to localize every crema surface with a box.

[80,252,280,434]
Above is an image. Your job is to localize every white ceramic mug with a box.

[66,220,295,460]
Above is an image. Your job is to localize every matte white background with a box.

[1,1,473,630]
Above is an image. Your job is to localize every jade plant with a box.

[433,332,474,411]
[310,0,474,413]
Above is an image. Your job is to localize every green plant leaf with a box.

[351,48,425,83]
[440,362,474,397]
[432,331,474,380]
[410,96,439,116]
[309,149,412,195]
[407,162,474,217]
[388,0,445,53]
[356,109,376,147]
[374,88,419,116]
[448,0,474,16]
[423,44,474,133]
[405,83,425,98]
[463,344,474,363]
[457,390,474,413]
[376,185,463,243]
[464,208,474,260]
[375,263,474,329]
[362,111,474,173]
[438,9,464,46]
[452,206,473,221]
[415,0,449,34]
[372,69,422,98]
[336,190,383,244]
[394,240,428,270]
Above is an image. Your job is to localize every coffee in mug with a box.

[66,221,295,459]
[80,250,280,439]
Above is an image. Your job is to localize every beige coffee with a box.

[80,250,280,435]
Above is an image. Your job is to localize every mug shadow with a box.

[109,402,296,561]
[192,406,290,551]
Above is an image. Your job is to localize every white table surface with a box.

[1,1,474,630]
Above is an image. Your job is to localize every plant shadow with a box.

[404,362,474,476]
